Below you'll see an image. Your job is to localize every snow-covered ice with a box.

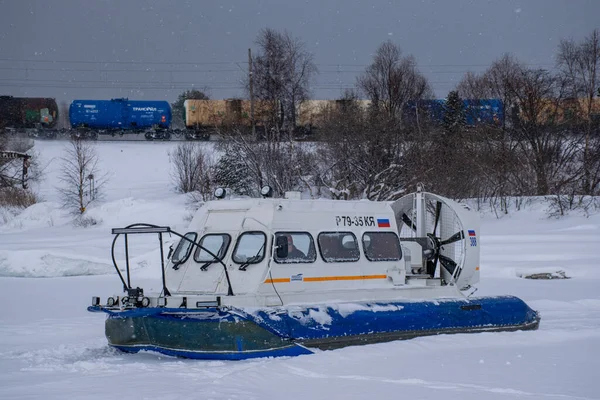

[0,140,598,399]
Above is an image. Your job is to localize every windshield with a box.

[232,232,266,264]
[194,234,231,262]
[171,232,197,264]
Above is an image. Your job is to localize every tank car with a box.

[69,98,172,139]
[183,99,255,139]
[0,96,59,130]
[404,99,504,126]
[183,99,344,139]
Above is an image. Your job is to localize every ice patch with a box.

[515,268,570,280]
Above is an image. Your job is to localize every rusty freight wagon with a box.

[0,96,59,130]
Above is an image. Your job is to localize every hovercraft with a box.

[88,186,540,360]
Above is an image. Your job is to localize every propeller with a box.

[424,200,464,278]
[393,190,474,287]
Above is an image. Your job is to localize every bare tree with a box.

[169,142,213,200]
[57,138,107,215]
[482,54,523,129]
[216,127,316,198]
[455,56,525,206]
[504,66,584,197]
[457,71,491,100]
[357,40,431,122]
[249,28,317,137]
[317,91,411,200]
[557,29,600,195]
[454,54,584,210]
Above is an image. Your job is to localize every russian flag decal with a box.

[377,218,391,228]
[468,230,477,246]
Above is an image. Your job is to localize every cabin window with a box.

[362,232,402,261]
[318,232,360,263]
[194,234,231,262]
[171,232,197,264]
[232,231,266,264]
[274,232,317,263]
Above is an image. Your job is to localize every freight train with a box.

[1,95,512,140]
[182,98,507,132]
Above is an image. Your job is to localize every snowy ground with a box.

[0,140,599,399]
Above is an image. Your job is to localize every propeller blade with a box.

[426,259,437,276]
[440,231,464,246]
[432,201,442,236]
[439,254,458,275]
[401,213,416,231]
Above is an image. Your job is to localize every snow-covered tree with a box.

[249,28,317,137]
[213,151,254,197]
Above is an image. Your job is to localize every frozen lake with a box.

[0,140,598,399]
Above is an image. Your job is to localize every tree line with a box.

[170,28,599,216]
[2,28,599,218]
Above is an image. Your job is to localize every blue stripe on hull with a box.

[90,296,539,360]
[111,343,314,360]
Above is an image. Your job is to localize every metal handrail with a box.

[110,223,234,296]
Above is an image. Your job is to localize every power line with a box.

[0,57,557,69]
[0,66,241,73]
[0,57,559,97]
[0,58,241,66]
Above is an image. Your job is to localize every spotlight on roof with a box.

[260,185,273,198]
[214,187,226,199]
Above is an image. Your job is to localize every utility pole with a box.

[248,48,256,140]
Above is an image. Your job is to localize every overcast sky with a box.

[0,0,598,104]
